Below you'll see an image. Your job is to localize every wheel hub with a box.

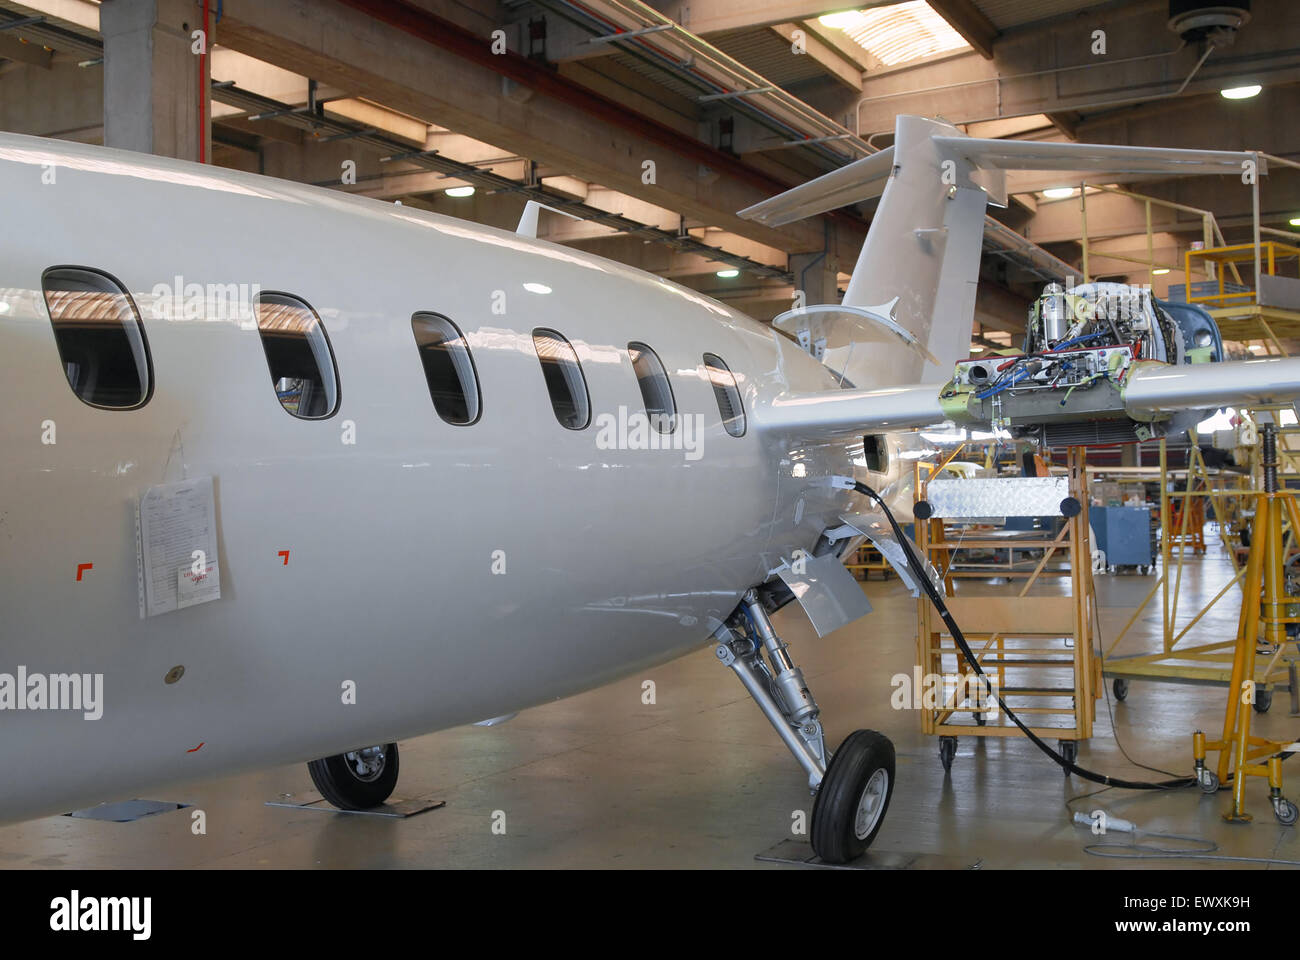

[345,746,386,782]
[854,768,889,840]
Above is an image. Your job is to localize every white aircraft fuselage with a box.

[0,135,901,822]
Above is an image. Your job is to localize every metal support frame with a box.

[914,447,1099,744]
[1192,419,1300,823]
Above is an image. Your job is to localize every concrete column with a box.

[102,0,210,161]
[789,250,838,307]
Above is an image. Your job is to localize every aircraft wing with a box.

[756,357,1300,443]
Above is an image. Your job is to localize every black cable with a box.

[853,479,1196,790]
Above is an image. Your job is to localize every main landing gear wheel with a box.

[811,730,896,864]
[307,742,399,810]
[1253,688,1273,714]
[1112,678,1129,702]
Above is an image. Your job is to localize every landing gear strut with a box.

[715,590,895,863]
[307,742,400,810]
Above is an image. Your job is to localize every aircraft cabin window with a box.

[412,312,480,425]
[254,292,339,419]
[42,266,152,409]
[702,352,745,438]
[532,328,590,430]
[627,341,676,434]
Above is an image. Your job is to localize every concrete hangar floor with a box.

[1,542,1297,870]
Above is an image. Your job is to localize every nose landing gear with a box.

[716,590,895,864]
[307,742,400,810]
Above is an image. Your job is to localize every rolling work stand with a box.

[915,447,1100,771]
[1193,411,1300,824]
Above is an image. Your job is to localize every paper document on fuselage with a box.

[137,476,221,617]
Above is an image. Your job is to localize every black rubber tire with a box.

[307,742,400,810]
[939,735,957,771]
[810,730,895,863]
[1060,739,1078,772]
[1113,678,1129,702]
[1276,799,1298,826]
[1254,689,1273,714]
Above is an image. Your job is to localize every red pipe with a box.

[199,0,209,163]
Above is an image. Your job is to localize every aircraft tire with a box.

[307,742,400,810]
[810,729,895,864]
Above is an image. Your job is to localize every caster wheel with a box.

[1113,678,1129,702]
[810,730,895,863]
[1275,799,1299,826]
[939,735,957,772]
[307,742,399,810]
[1254,689,1273,714]
[1199,770,1220,794]
[1059,739,1078,772]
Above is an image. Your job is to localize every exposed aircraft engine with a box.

[941,282,1217,447]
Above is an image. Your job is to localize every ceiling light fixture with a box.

[1220,84,1261,100]
[716,269,740,278]
[444,185,475,198]
[1042,187,1075,200]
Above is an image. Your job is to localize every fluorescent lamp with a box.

[1042,187,1075,200]
[1152,268,1170,275]
[1290,216,1300,227]
[715,269,740,278]
[444,185,475,198]
[1220,85,1261,100]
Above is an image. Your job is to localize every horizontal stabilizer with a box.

[737,147,894,227]
[932,137,1259,181]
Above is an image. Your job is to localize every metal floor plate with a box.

[264,791,445,818]
[66,800,189,822]
[756,838,982,870]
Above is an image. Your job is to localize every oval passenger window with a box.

[532,328,590,430]
[42,266,152,409]
[412,312,480,425]
[702,352,745,438]
[254,292,340,419]
[628,341,676,434]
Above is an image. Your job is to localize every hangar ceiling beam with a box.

[216,0,858,256]
[926,0,998,60]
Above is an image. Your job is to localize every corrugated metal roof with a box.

[972,0,1107,32]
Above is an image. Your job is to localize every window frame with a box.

[41,264,154,411]
[627,341,677,435]
[531,327,591,431]
[411,311,482,427]
[254,290,342,421]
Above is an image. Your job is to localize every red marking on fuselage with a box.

[278,550,290,565]
[75,563,93,581]
[187,742,205,753]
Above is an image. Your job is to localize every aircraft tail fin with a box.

[740,116,1258,391]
